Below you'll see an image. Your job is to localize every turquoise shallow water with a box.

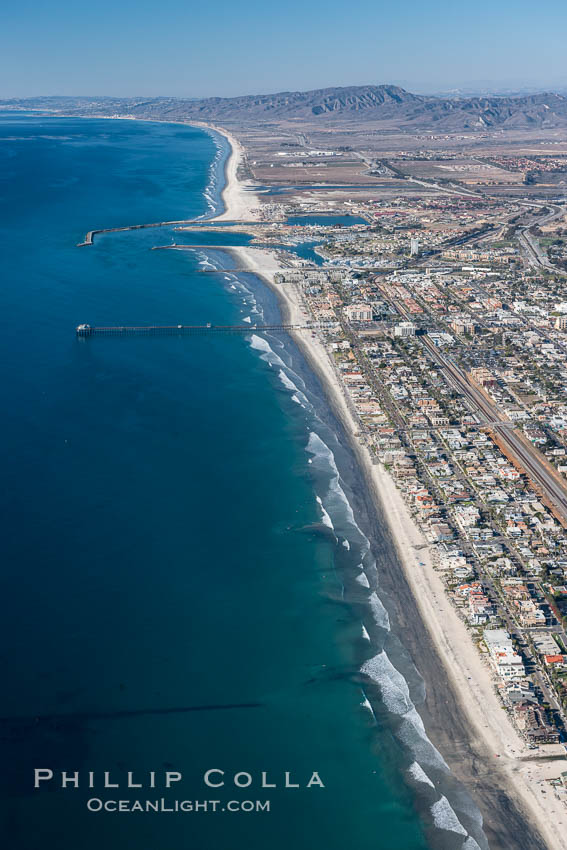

[0,114,483,850]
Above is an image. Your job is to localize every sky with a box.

[2,0,567,98]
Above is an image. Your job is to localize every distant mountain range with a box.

[4,85,567,129]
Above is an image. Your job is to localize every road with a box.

[373,272,567,525]
[393,168,566,275]
[517,204,564,271]
[344,310,567,720]
[419,336,567,524]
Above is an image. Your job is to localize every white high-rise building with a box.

[394,321,416,338]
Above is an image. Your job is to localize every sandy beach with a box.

[193,123,258,221]
[184,122,567,847]
[224,243,567,850]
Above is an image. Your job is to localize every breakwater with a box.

[76,219,198,247]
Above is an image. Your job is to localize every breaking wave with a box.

[361,650,448,771]
[408,761,435,789]
[249,334,286,369]
[243,312,488,849]
[316,496,334,531]
[276,369,311,409]
[368,591,390,630]
[431,796,467,836]
[196,130,226,219]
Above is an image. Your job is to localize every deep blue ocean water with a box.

[0,114,486,850]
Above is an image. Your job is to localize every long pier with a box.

[76,323,305,337]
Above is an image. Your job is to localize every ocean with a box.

[0,114,487,849]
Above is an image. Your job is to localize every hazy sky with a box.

[3,0,567,97]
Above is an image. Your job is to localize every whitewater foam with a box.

[278,369,299,392]
[361,651,411,714]
[196,128,227,219]
[361,649,449,772]
[316,496,334,530]
[277,369,311,408]
[368,592,390,630]
[249,334,287,369]
[408,761,435,789]
[430,796,467,836]
[306,432,370,554]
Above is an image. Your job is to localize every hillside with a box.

[4,86,567,129]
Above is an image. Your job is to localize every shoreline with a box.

[66,112,566,847]
[74,120,257,246]
[65,115,254,246]
[193,122,259,222]
[225,241,567,850]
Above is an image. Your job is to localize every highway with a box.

[398,168,567,275]
[517,204,564,271]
